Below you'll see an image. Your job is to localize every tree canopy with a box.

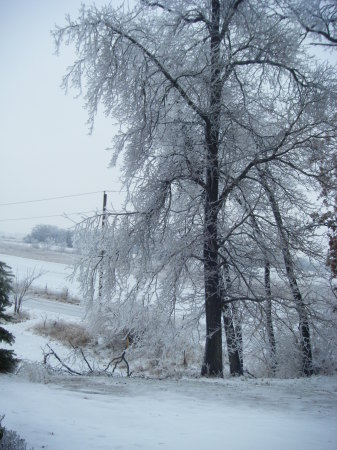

[54,0,337,377]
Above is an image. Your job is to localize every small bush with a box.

[0,415,33,450]
[33,320,91,347]
[16,361,58,383]
[0,261,18,373]
[11,311,30,324]
[0,350,18,374]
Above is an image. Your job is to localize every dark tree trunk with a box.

[222,304,243,375]
[246,210,276,373]
[261,173,313,376]
[264,261,277,373]
[231,301,243,373]
[201,186,223,376]
[220,268,243,375]
[201,0,223,377]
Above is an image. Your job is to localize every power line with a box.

[0,190,124,207]
[0,211,97,222]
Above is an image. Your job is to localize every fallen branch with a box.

[44,344,82,376]
[243,369,256,378]
[43,350,53,365]
[71,344,93,373]
[104,351,132,377]
[42,344,131,377]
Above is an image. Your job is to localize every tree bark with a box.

[201,0,223,377]
[201,139,223,375]
[249,211,277,373]
[260,173,313,376]
[231,301,243,373]
[219,267,243,375]
[264,261,277,373]
[222,303,243,375]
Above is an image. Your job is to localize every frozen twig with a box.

[42,344,131,377]
[104,351,132,377]
[71,345,93,372]
[44,344,82,376]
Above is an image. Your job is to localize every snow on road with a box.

[24,297,82,319]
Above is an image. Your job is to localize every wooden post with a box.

[98,191,107,298]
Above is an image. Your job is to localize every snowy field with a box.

[0,245,80,298]
[1,242,337,449]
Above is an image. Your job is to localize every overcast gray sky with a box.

[0,0,129,236]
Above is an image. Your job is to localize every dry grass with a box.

[30,285,80,304]
[33,319,92,347]
[10,310,31,323]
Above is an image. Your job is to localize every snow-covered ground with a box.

[2,372,336,450]
[1,242,337,449]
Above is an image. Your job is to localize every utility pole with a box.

[98,191,107,299]
[102,191,107,228]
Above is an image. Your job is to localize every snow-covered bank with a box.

[2,296,336,450]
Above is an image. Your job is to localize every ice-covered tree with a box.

[0,262,17,373]
[24,224,74,248]
[54,0,337,376]
[284,0,337,46]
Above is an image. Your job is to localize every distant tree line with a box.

[24,225,74,248]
